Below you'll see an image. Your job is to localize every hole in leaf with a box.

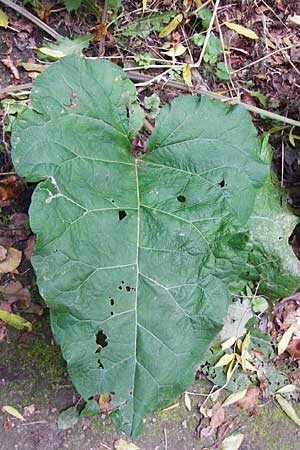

[219,179,225,188]
[278,236,283,240]
[176,195,186,203]
[111,311,114,316]
[110,298,114,306]
[95,330,108,369]
[96,330,108,349]
[111,199,115,203]
[119,210,127,221]
[118,286,122,290]
[121,281,124,284]
[126,286,131,292]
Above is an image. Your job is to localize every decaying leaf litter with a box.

[1,0,300,449]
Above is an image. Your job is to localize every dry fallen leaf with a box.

[1,56,20,80]
[12,18,33,33]
[0,310,32,331]
[182,64,192,87]
[2,405,25,421]
[0,247,22,274]
[0,320,7,341]
[23,404,35,417]
[235,385,260,409]
[0,8,9,28]
[210,401,225,430]
[114,439,140,450]
[3,417,14,429]
[94,24,107,43]
[224,22,258,40]
[276,394,300,426]
[221,433,244,450]
[99,393,111,413]
[288,15,300,26]
[278,323,297,355]
[162,43,187,59]
[0,245,7,262]
[184,391,192,411]
[0,175,24,202]
[159,14,183,38]
[222,389,247,407]
[24,235,36,261]
[18,61,46,72]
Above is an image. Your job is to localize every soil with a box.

[1,1,300,449]
[1,315,300,450]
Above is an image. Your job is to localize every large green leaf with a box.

[246,175,300,298]
[11,56,269,435]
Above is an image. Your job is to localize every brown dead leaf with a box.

[0,281,31,307]
[210,401,225,430]
[1,57,20,80]
[0,321,7,341]
[33,3,51,23]
[99,393,111,413]
[0,245,7,262]
[12,18,33,33]
[201,401,225,437]
[0,247,22,274]
[23,404,35,417]
[0,301,11,312]
[0,34,12,55]
[24,235,36,261]
[0,176,24,202]
[9,213,29,241]
[3,417,14,429]
[94,24,107,42]
[235,385,260,409]
[287,337,300,359]
[253,348,264,361]
[282,302,297,330]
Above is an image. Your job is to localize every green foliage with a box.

[192,33,205,47]
[36,35,93,61]
[11,55,300,436]
[57,406,80,429]
[203,33,222,64]
[215,62,232,81]
[196,6,212,29]
[144,94,160,118]
[115,11,176,42]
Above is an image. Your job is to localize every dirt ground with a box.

[0,314,299,450]
[1,1,300,449]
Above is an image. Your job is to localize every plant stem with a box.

[83,0,101,16]
[0,0,61,39]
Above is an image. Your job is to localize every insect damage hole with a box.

[219,179,225,188]
[95,329,108,369]
[177,195,186,203]
[118,210,127,221]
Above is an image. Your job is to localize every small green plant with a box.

[11,55,300,436]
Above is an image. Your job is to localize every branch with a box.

[0,0,61,39]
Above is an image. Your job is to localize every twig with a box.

[102,0,109,24]
[233,43,300,73]
[194,0,221,68]
[128,72,300,127]
[163,427,168,450]
[0,83,32,95]
[0,0,61,39]
[99,443,112,450]
[2,71,300,128]
[281,139,285,188]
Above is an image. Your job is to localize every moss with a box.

[90,416,113,433]
[1,317,67,406]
